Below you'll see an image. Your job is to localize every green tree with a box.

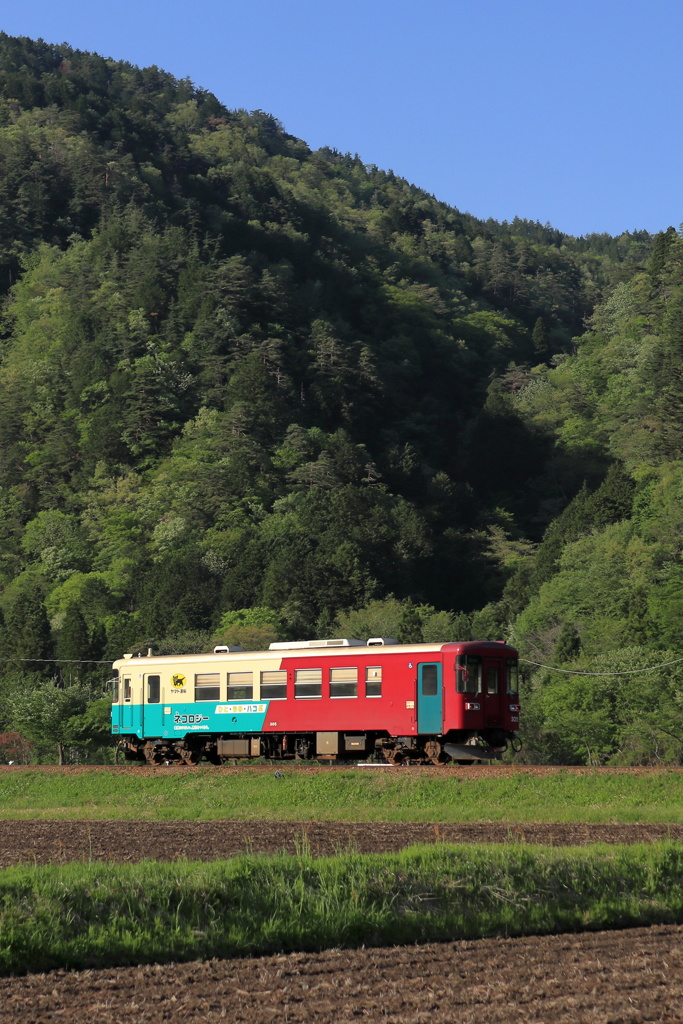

[531,316,548,361]
[66,696,114,754]
[397,601,423,643]
[335,599,404,641]
[55,605,91,670]
[554,622,581,663]
[4,586,53,668]
[213,607,285,650]
[8,681,90,764]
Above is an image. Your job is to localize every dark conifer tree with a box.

[662,298,683,356]
[531,466,633,590]
[531,483,593,587]
[56,606,90,662]
[588,463,635,529]
[554,622,581,663]
[531,316,549,361]
[625,589,656,646]
[649,226,679,284]
[55,605,92,683]
[88,622,107,663]
[4,589,53,670]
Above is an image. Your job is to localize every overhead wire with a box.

[1,657,112,664]
[519,655,683,677]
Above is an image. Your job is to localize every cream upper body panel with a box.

[114,653,284,703]
[112,642,448,674]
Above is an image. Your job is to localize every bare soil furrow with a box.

[1,925,682,1023]
[2,818,683,866]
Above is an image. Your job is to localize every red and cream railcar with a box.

[112,637,520,764]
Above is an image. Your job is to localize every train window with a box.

[295,668,322,698]
[421,665,438,696]
[330,666,358,698]
[456,655,481,694]
[195,672,221,701]
[365,666,382,697]
[261,670,287,700]
[112,679,119,703]
[123,678,132,703]
[227,671,253,700]
[506,658,519,694]
[486,667,499,695]
[147,675,160,703]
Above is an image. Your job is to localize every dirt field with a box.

[3,774,683,1022]
[2,925,682,1023]
[2,818,683,866]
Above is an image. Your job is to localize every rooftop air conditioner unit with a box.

[269,638,365,650]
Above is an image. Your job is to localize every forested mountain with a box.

[485,228,683,766]
[0,33,677,764]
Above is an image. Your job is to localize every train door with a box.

[111,673,121,732]
[142,674,161,736]
[121,674,134,730]
[417,663,442,734]
[482,658,504,725]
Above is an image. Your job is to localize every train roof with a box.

[112,638,517,669]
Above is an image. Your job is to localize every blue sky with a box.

[3,0,681,237]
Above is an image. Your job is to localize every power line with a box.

[520,655,683,677]
[1,657,112,664]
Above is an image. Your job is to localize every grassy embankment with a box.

[3,842,683,975]
[1,766,682,822]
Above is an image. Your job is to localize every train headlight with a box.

[464,702,481,711]
[509,704,520,712]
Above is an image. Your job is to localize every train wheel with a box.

[143,741,162,765]
[424,740,441,764]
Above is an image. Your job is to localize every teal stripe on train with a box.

[112,701,270,738]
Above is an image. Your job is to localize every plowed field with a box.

[2,925,682,1023]
[2,818,683,866]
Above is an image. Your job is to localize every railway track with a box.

[3,762,683,775]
